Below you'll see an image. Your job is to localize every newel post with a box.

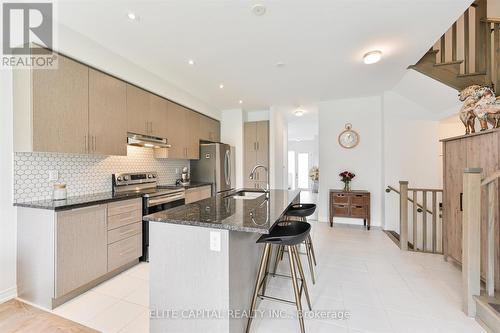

[462,168,482,317]
[399,181,409,251]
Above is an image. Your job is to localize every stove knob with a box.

[123,176,130,181]
[148,174,153,179]
[117,176,122,181]
[152,174,156,178]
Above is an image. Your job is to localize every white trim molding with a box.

[0,286,17,304]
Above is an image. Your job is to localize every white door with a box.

[297,153,309,189]
[288,151,296,190]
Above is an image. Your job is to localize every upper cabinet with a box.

[166,102,200,159]
[13,50,217,159]
[199,115,221,142]
[126,84,168,138]
[243,121,269,188]
[15,53,89,154]
[89,69,127,156]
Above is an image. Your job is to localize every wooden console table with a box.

[329,190,371,230]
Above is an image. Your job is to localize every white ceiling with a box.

[54,0,471,111]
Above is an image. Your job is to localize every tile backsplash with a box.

[14,146,189,202]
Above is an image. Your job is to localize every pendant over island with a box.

[143,188,301,333]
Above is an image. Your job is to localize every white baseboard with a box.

[0,286,17,304]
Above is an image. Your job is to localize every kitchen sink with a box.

[228,191,266,200]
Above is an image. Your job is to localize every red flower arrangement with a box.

[339,171,355,192]
[339,171,355,181]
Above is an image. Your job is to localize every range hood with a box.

[127,133,171,149]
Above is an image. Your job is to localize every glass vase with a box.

[343,181,351,192]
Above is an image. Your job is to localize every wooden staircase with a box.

[409,0,500,94]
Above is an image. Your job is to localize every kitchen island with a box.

[143,188,300,333]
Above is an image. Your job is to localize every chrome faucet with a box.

[249,164,270,194]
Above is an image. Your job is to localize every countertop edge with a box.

[13,193,143,211]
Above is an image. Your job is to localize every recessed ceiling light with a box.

[252,4,267,16]
[219,84,224,89]
[276,62,285,68]
[294,109,305,117]
[127,12,139,21]
[239,100,243,104]
[188,59,195,65]
[363,50,382,64]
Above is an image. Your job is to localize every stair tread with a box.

[490,303,500,314]
[434,60,463,67]
[457,72,487,78]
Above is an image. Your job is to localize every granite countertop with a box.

[143,189,301,233]
[13,182,214,211]
[13,191,143,211]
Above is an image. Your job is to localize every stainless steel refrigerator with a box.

[190,143,235,194]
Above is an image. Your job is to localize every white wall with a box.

[56,24,220,120]
[383,91,442,231]
[221,109,244,189]
[269,107,288,189]
[318,96,383,225]
[0,68,17,302]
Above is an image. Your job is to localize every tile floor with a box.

[51,209,485,332]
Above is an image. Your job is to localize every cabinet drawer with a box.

[350,205,367,218]
[108,234,142,272]
[350,195,367,206]
[108,209,142,230]
[331,193,349,204]
[108,198,142,216]
[332,204,350,216]
[108,222,141,244]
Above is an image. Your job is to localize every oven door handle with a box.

[147,194,185,207]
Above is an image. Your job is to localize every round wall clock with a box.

[338,123,360,149]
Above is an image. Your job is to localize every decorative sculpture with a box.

[472,86,500,130]
[458,84,500,134]
[458,85,481,134]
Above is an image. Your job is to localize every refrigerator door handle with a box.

[224,150,230,186]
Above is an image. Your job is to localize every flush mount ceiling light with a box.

[276,62,285,68]
[294,109,305,117]
[219,84,224,89]
[127,12,139,21]
[363,50,382,64]
[252,4,267,16]
[239,100,243,104]
[188,59,195,65]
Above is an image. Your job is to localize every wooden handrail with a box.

[386,186,436,215]
[481,170,500,186]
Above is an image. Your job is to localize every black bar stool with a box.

[273,203,317,284]
[246,220,312,333]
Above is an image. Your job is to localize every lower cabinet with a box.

[17,198,143,309]
[185,185,212,204]
[107,199,143,272]
[55,205,107,298]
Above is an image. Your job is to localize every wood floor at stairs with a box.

[0,299,99,333]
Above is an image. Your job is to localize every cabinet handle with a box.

[257,142,259,150]
[93,136,96,152]
[84,135,88,153]
[70,204,102,212]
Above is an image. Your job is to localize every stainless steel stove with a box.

[112,172,186,261]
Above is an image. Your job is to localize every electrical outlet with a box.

[48,170,59,182]
[210,231,221,252]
